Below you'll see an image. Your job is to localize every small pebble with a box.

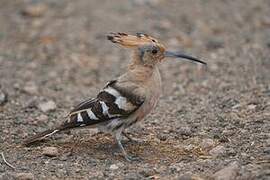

[24,98,36,109]
[200,138,215,149]
[247,104,256,110]
[209,145,226,157]
[37,114,49,122]
[178,172,193,180]
[157,133,168,141]
[22,3,48,17]
[183,144,195,151]
[109,164,119,170]
[0,89,8,106]
[22,83,38,95]
[42,147,59,157]
[14,172,34,180]
[38,100,56,112]
[169,164,182,173]
[139,168,157,177]
[213,161,239,180]
[178,126,192,136]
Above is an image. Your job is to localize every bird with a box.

[23,32,206,161]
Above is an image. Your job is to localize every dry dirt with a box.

[0,0,270,179]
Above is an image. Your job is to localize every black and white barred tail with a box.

[23,80,144,146]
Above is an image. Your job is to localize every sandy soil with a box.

[0,0,269,179]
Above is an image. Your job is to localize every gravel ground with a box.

[0,0,270,179]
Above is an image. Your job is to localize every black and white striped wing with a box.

[60,81,145,130]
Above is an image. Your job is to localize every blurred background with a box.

[0,0,269,179]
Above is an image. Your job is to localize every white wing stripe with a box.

[103,86,136,111]
[86,109,98,120]
[77,113,83,122]
[100,101,114,118]
[104,87,120,97]
[115,96,127,110]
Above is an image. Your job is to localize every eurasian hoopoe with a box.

[24,32,206,161]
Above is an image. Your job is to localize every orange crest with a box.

[107,32,165,52]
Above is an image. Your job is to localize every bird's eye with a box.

[151,49,158,54]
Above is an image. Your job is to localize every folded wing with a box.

[61,80,145,129]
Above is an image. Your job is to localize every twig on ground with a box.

[0,152,16,169]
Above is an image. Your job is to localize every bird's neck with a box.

[123,50,161,84]
[127,64,160,85]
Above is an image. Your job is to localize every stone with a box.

[38,100,56,112]
[183,144,195,151]
[109,164,119,170]
[200,138,215,149]
[0,89,7,106]
[209,145,226,157]
[22,3,48,17]
[247,104,256,110]
[213,161,240,180]
[124,172,142,179]
[42,147,59,157]
[157,133,168,141]
[178,172,202,180]
[22,83,38,95]
[37,114,49,122]
[139,168,157,177]
[24,98,36,109]
[14,172,34,180]
[178,126,192,136]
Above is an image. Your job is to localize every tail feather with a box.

[23,129,59,146]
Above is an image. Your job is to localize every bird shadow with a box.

[47,133,190,164]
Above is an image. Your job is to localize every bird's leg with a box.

[115,132,140,162]
[116,138,132,162]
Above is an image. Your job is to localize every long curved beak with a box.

[164,51,206,65]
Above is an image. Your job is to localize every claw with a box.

[124,154,141,162]
[115,133,142,162]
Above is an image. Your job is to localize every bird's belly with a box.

[137,90,161,121]
[138,73,162,120]
[98,118,123,133]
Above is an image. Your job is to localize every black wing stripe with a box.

[106,102,128,116]
[70,98,95,114]
[97,90,130,116]
[92,101,107,120]
[80,111,91,123]
[97,91,116,103]
[67,109,104,127]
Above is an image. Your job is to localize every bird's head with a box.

[107,32,206,67]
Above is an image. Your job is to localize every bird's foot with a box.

[116,137,142,162]
[123,154,142,162]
